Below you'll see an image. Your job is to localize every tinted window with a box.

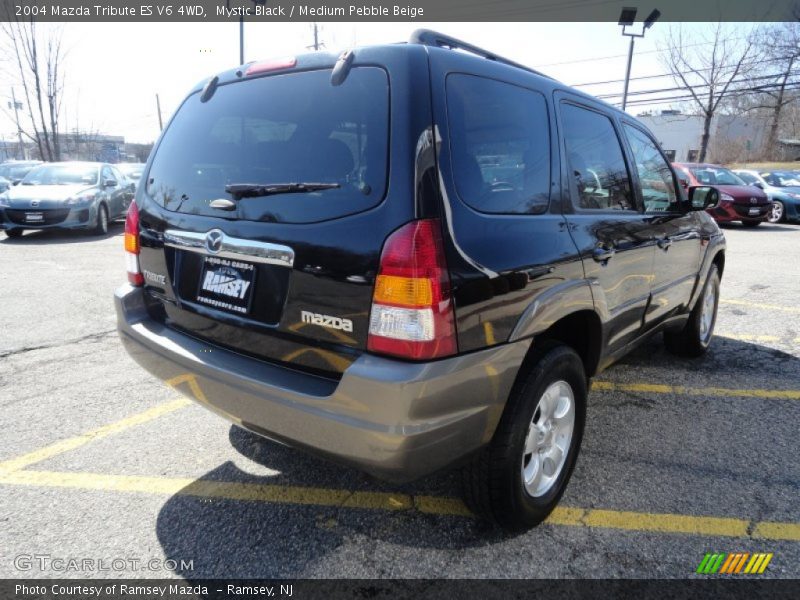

[146,68,389,224]
[446,74,550,214]
[623,124,678,211]
[561,103,634,211]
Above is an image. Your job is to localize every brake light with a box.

[124,202,143,286]
[245,57,297,76]
[368,219,457,360]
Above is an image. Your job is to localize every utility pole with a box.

[618,7,660,111]
[155,94,163,131]
[239,15,244,64]
[10,88,25,159]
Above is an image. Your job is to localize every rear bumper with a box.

[115,285,529,481]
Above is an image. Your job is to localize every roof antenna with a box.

[330,50,355,86]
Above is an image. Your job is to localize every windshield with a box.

[762,171,800,187]
[688,166,744,186]
[120,164,144,179]
[22,165,99,186]
[146,67,389,224]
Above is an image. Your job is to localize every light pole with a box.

[227,0,267,65]
[618,7,660,111]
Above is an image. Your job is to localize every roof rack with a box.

[408,29,552,80]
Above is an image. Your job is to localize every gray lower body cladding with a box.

[115,285,529,481]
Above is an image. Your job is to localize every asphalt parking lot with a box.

[0,220,798,579]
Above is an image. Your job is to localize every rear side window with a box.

[146,67,389,224]
[622,124,678,212]
[561,103,635,211]
[446,74,550,214]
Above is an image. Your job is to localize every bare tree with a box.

[747,23,800,159]
[0,11,65,161]
[661,24,756,162]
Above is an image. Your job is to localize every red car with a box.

[673,162,770,227]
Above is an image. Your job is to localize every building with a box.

[637,111,770,164]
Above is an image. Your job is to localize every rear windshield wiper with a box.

[225,182,340,199]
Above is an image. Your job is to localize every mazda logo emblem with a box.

[205,229,224,254]
[31,200,39,207]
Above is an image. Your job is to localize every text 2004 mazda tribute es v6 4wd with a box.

[115,31,725,532]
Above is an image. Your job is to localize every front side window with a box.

[561,103,634,211]
[446,74,550,214]
[622,124,678,212]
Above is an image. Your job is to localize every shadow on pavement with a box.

[0,222,124,244]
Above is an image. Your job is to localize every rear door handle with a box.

[592,247,616,263]
[657,237,673,250]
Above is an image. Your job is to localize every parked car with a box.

[118,163,146,188]
[0,161,133,237]
[732,169,800,223]
[115,30,725,531]
[0,160,43,185]
[673,162,770,227]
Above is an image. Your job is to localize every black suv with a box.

[116,31,725,531]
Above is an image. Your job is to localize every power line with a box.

[597,73,797,100]
[532,34,749,69]
[615,82,800,108]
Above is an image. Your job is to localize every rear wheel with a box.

[93,204,108,235]
[768,201,784,223]
[741,220,761,228]
[462,342,586,532]
[664,265,720,357]
[5,229,23,238]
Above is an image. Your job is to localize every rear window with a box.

[446,74,551,214]
[146,67,389,224]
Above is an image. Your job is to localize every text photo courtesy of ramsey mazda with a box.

[1,2,799,593]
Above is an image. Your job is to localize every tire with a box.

[768,201,785,224]
[5,229,23,238]
[664,264,720,357]
[93,203,108,235]
[462,342,586,532]
[741,220,761,228]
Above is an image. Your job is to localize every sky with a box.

[0,21,757,145]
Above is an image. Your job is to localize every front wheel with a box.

[462,342,586,532]
[93,203,108,236]
[5,229,23,238]
[664,265,720,357]
[768,201,784,223]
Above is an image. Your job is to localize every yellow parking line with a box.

[717,333,782,343]
[720,299,800,314]
[0,399,190,475]
[1,468,798,541]
[592,381,800,400]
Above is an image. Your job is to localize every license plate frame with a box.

[25,212,44,223]
[748,207,760,216]
[196,256,257,316]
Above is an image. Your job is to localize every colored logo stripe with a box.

[697,553,773,574]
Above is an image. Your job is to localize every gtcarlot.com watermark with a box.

[14,554,193,573]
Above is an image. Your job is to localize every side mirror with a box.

[103,179,117,188]
[679,178,689,189]
[11,179,21,185]
[688,186,719,210]
[752,181,764,189]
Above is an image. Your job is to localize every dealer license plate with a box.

[196,256,256,315]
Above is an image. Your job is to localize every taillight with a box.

[124,202,143,286]
[368,219,457,360]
